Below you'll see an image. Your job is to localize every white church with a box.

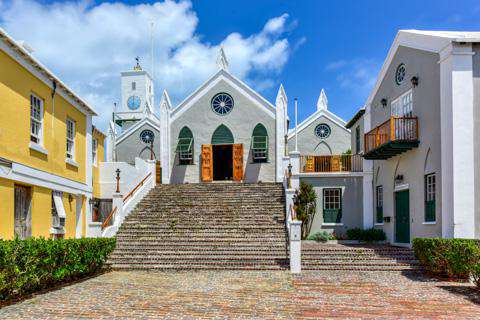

[107,49,351,186]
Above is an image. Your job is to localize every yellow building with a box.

[0,27,101,239]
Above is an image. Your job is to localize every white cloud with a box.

[325,59,380,98]
[0,0,293,130]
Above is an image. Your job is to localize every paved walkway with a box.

[1,270,479,319]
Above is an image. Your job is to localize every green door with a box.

[395,190,410,243]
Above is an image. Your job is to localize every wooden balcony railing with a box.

[364,116,419,155]
[300,154,363,173]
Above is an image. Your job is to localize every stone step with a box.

[108,264,289,271]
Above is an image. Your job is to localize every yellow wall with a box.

[0,178,14,239]
[0,180,79,239]
[0,49,87,184]
[92,130,105,199]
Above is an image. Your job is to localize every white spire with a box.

[317,88,328,111]
[216,46,229,71]
[160,89,172,110]
[276,84,288,105]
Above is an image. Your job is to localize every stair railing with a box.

[101,172,153,230]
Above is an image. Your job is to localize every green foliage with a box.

[0,237,116,301]
[346,228,386,241]
[306,231,336,242]
[293,181,317,238]
[413,238,480,281]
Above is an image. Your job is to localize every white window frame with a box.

[66,118,75,160]
[30,93,44,146]
[92,138,98,166]
[391,89,413,117]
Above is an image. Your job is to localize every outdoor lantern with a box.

[381,98,388,107]
[411,76,419,87]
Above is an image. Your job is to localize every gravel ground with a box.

[0,270,479,319]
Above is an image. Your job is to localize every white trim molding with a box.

[0,160,92,195]
[440,42,475,238]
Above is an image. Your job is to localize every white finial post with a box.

[216,46,229,71]
[317,88,328,111]
[294,97,298,152]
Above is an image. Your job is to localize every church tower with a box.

[115,57,154,129]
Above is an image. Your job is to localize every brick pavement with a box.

[0,270,479,319]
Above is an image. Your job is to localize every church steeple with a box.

[216,46,229,71]
[317,88,328,111]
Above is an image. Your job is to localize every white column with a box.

[146,159,157,188]
[160,90,171,184]
[85,115,93,188]
[289,220,302,273]
[75,194,83,238]
[439,43,475,238]
[289,151,301,190]
[275,85,287,182]
[112,193,124,228]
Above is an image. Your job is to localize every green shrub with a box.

[293,181,317,239]
[306,231,336,242]
[346,228,386,241]
[0,237,116,301]
[413,238,480,280]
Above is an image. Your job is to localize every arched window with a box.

[251,123,268,162]
[211,124,234,145]
[176,126,194,165]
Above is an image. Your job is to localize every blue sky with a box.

[1,0,480,129]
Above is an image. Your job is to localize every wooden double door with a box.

[201,144,243,182]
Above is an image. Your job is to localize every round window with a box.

[315,123,331,139]
[211,93,234,115]
[140,129,154,144]
[395,63,406,85]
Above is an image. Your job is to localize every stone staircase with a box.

[302,242,422,271]
[108,183,289,270]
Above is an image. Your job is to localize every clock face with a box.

[140,129,154,144]
[127,95,141,110]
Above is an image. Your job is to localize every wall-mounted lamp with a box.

[411,76,419,87]
[395,174,404,184]
[380,98,388,108]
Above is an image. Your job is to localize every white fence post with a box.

[112,193,123,227]
[289,220,302,273]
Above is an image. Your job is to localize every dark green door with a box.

[395,190,410,243]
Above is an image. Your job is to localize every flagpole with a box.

[294,97,298,152]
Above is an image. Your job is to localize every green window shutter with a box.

[252,123,267,137]
[376,206,383,224]
[179,127,193,139]
[252,124,268,161]
[425,201,435,222]
[424,174,436,222]
[323,209,342,223]
[177,127,194,161]
[211,124,234,145]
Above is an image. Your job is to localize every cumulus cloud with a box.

[325,59,380,98]
[0,0,294,130]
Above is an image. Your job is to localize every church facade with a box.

[108,50,291,184]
